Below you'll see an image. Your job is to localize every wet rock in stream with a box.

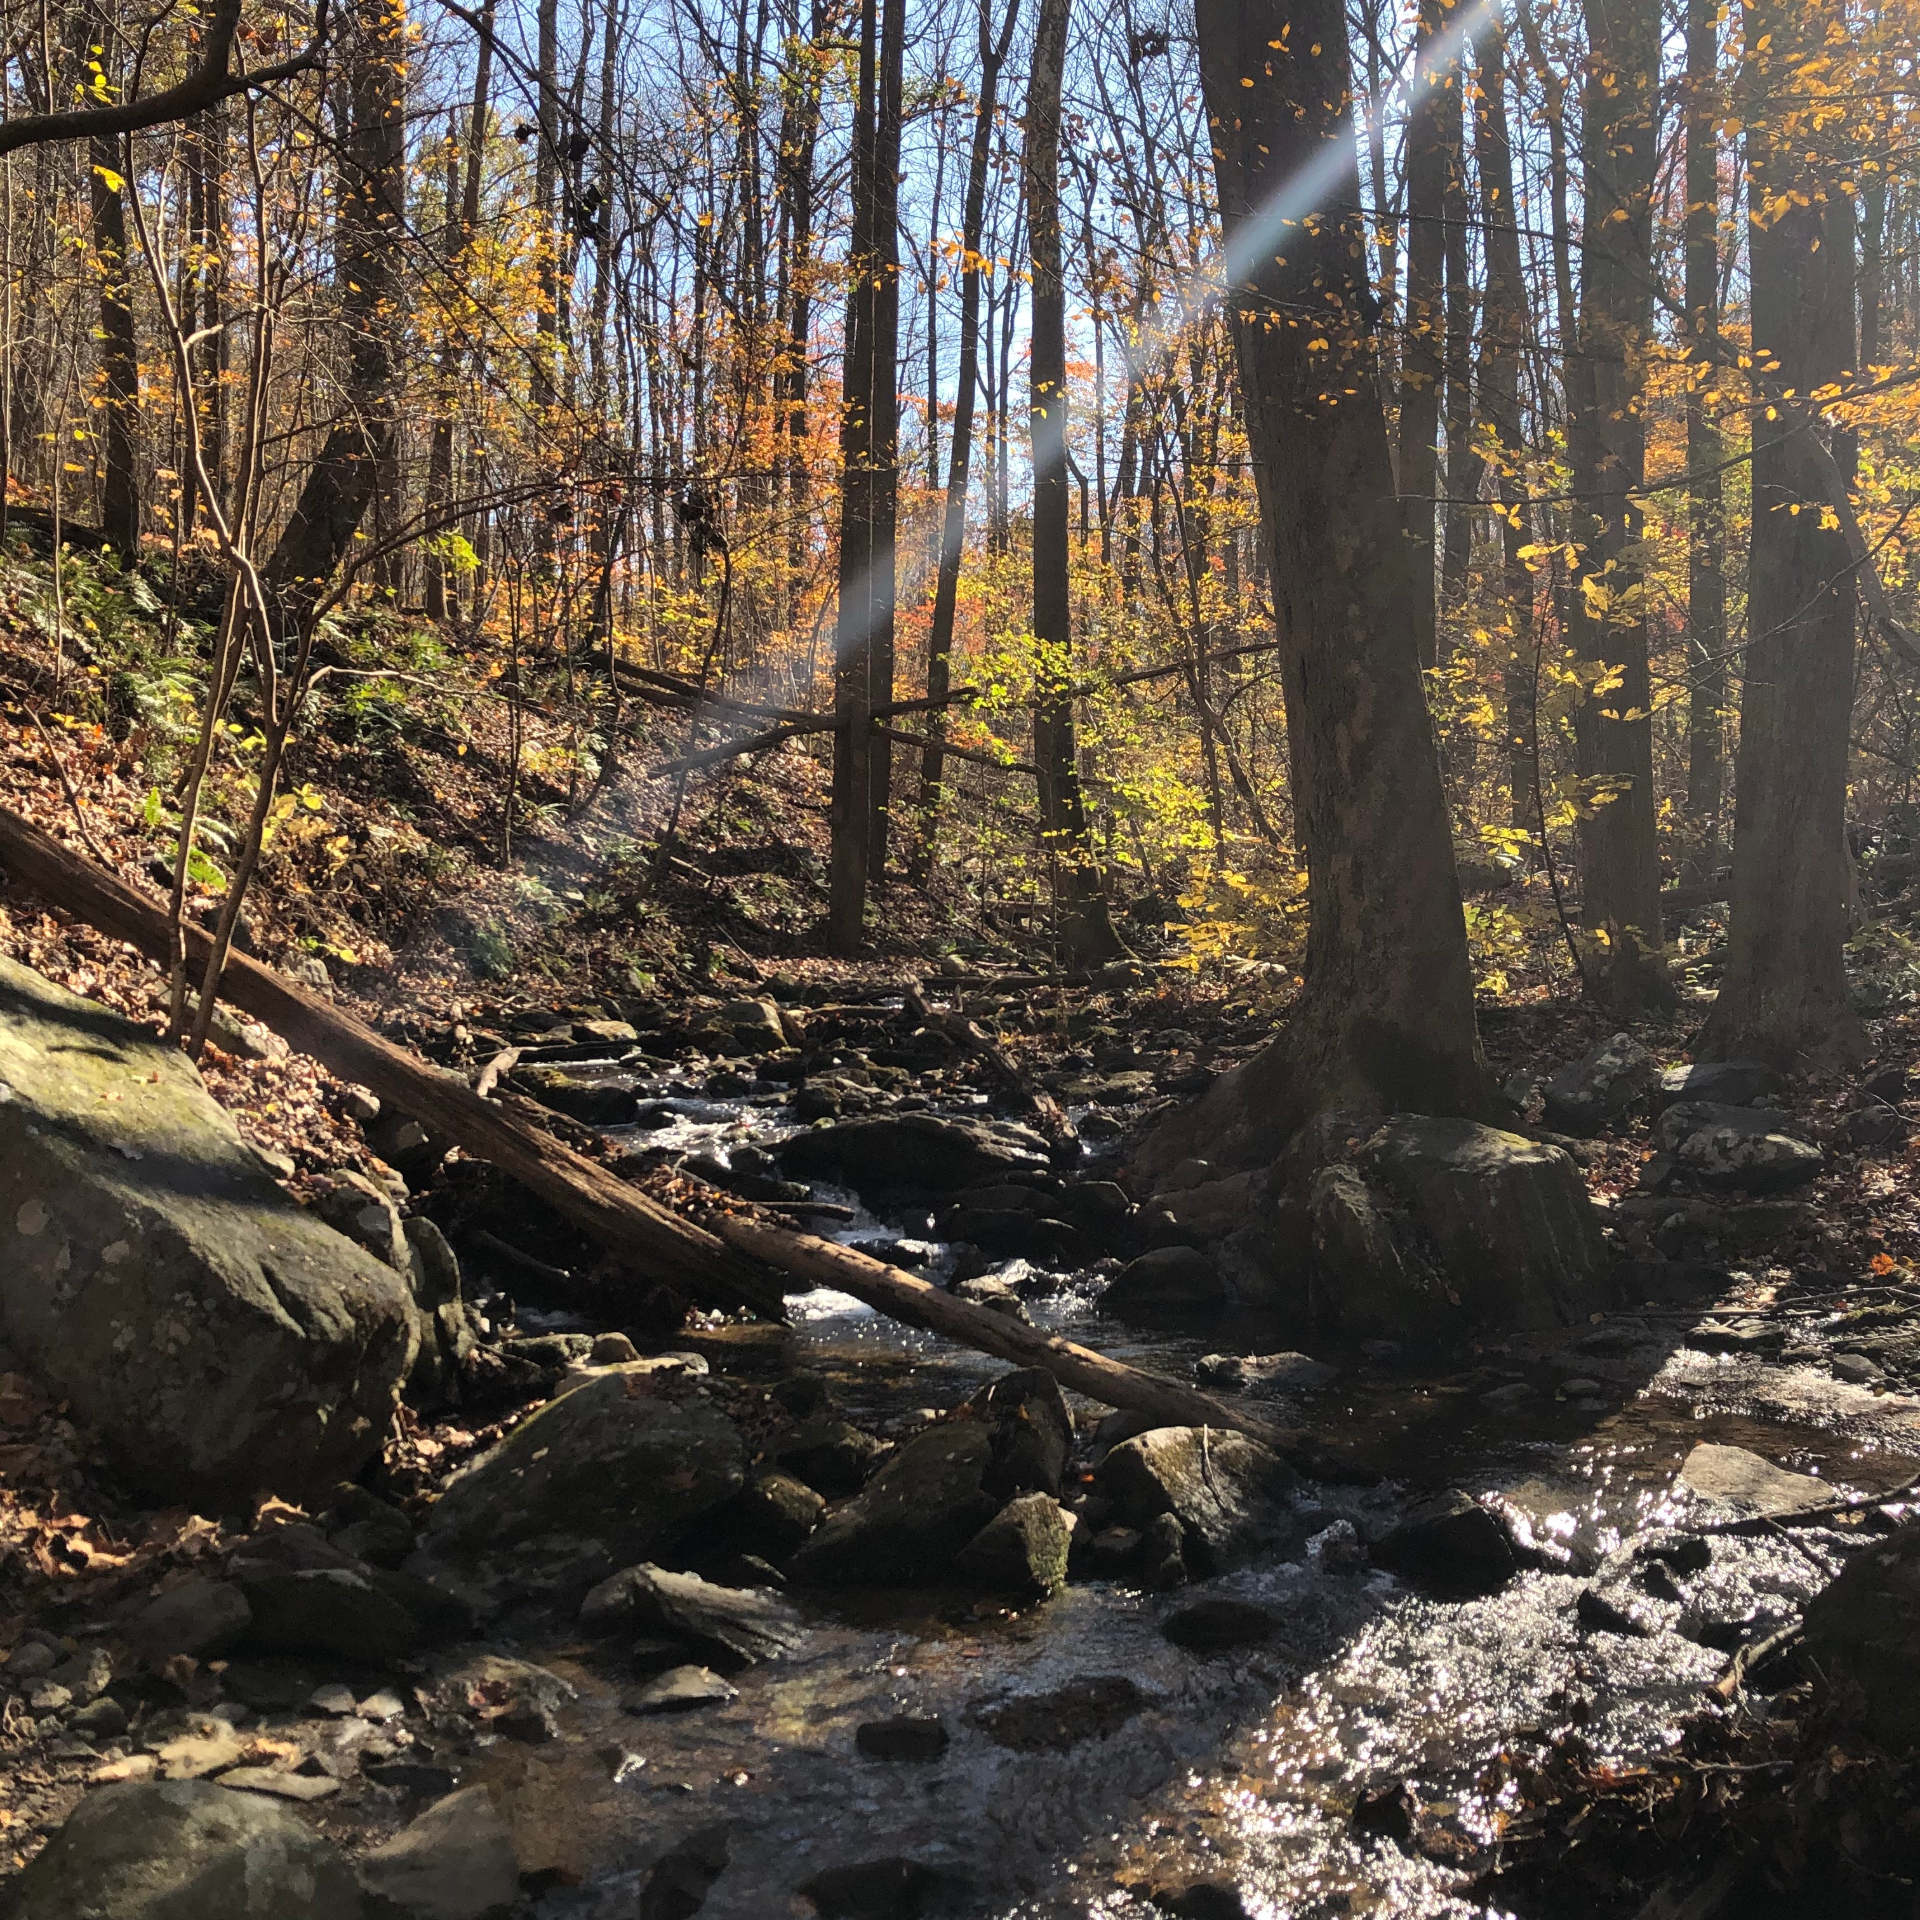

[425,1358,745,1579]
[579,1563,803,1664]
[789,1423,1000,1586]
[357,1785,519,1920]
[1096,1427,1302,1574]
[855,1715,951,1761]
[1370,1489,1519,1597]
[954,1491,1071,1594]
[1801,1519,1920,1748]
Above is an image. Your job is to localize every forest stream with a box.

[408,1089,1920,1920]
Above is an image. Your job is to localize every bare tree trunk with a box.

[1683,0,1728,853]
[1438,77,1477,621]
[911,0,1018,882]
[1474,16,1537,835]
[1146,0,1495,1176]
[424,11,494,623]
[1699,1,1864,1070]
[828,0,884,950]
[263,0,408,619]
[1565,0,1671,1010]
[90,132,138,557]
[1398,0,1450,670]
[1026,0,1121,965]
[866,0,903,880]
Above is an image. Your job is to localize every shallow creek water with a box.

[485,1090,1920,1919]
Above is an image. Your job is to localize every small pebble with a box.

[310,1683,357,1716]
[356,1690,408,1723]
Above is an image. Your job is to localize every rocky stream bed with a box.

[2,967,1919,1918]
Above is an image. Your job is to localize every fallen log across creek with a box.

[0,804,785,1320]
[712,1213,1305,1455]
[0,803,1296,1452]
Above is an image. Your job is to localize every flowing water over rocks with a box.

[401,1090,1920,1918]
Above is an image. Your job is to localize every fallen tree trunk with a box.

[713,1211,1306,1455]
[0,805,1304,1451]
[0,805,786,1318]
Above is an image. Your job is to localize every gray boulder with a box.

[968,1367,1075,1498]
[1095,1427,1300,1574]
[1654,1061,1785,1111]
[0,958,417,1505]
[1801,1521,1920,1749]
[956,1493,1070,1594]
[0,1779,365,1919]
[356,1786,518,1920]
[578,1563,802,1664]
[1654,1103,1823,1193]
[1337,1116,1613,1334]
[427,1361,745,1565]
[779,1113,1051,1196]
[124,1577,252,1660]
[789,1423,1001,1585]
[1542,1032,1657,1135]
[1101,1246,1224,1316]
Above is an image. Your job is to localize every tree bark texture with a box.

[1683,0,1727,844]
[89,133,139,557]
[1143,0,1494,1176]
[1699,0,1864,1071]
[1398,0,1450,670]
[1025,0,1122,966]
[912,0,1018,880]
[1566,0,1671,1010]
[263,0,407,620]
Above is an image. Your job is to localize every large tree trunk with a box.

[262,0,407,618]
[1142,0,1495,1177]
[1025,0,1122,966]
[1398,0,1450,670]
[1682,0,1727,855]
[90,133,139,558]
[1697,0,1864,1071]
[1565,0,1672,1010]
[910,0,1018,882]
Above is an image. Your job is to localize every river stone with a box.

[1195,1352,1339,1396]
[627,1665,738,1713]
[968,1368,1074,1498]
[124,1576,252,1660]
[1677,1443,1828,1515]
[504,1064,637,1126]
[1542,1032,1657,1135]
[1654,1061,1786,1112]
[716,1471,825,1564]
[0,958,418,1505]
[427,1361,745,1564]
[1161,1597,1282,1653]
[1334,1116,1614,1334]
[1371,1490,1519,1597]
[1102,1246,1225,1316]
[581,1564,803,1664]
[778,1113,1050,1197]
[0,1778,365,1919]
[789,1423,1001,1586]
[1801,1521,1920,1748]
[717,997,788,1048]
[1095,1427,1301,1574]
[856,1715,950,1761]
[1654,1103,1824,1193]
[232,1567,425,1663]
[356,1785,519,1920]
[956,1492,1071,1594]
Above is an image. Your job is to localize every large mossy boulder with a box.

[1095,1426,1301,1574]
[0,958,416,1505]
[428,1361,745,1566]
[0,1779,365,1920]
[1309,1116,1613,1338]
